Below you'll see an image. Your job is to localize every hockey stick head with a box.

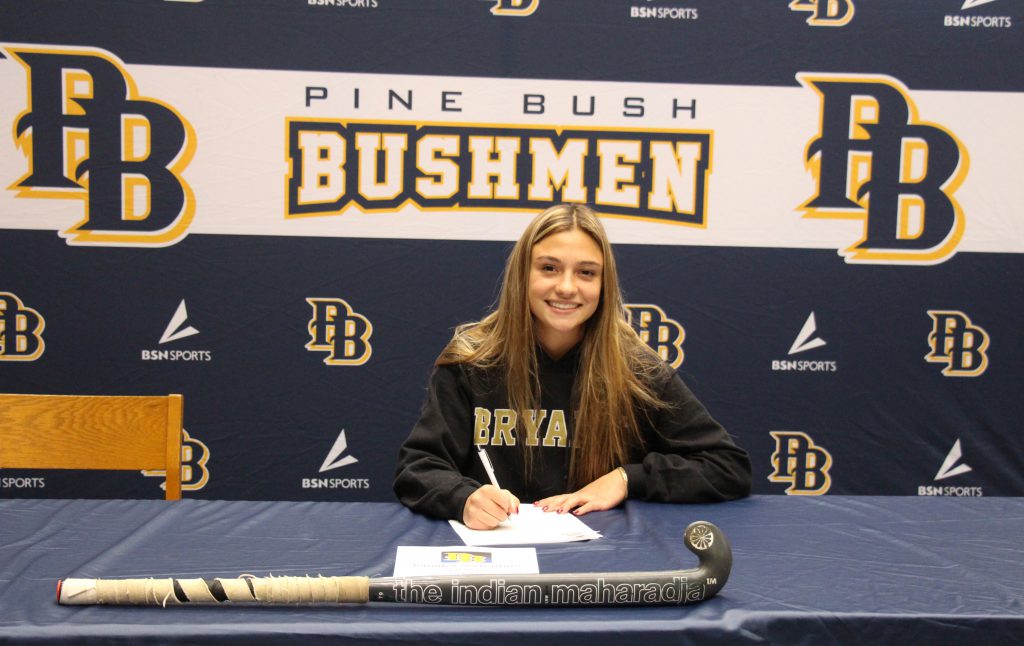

[683,520,733,599]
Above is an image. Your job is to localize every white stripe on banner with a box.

[2,49,1022,258]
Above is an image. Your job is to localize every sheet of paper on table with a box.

[448,504,602,546]
[393,546,539,577]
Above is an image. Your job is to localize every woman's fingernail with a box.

[542,505,548,511]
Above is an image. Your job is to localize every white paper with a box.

[448,505,602,546]
[393,546,539,577]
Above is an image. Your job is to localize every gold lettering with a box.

[543,409,568,447]
[473,407,491,446]
[521,409,548,447]
[492,408,517,446]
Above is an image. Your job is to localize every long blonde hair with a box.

[439,204,666,487]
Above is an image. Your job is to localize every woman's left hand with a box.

[534,469,627,516]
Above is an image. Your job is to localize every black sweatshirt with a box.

[393,345,752,521]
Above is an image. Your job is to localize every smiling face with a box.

[528,228,604,359]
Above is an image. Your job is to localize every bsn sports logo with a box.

[303,428,370,489]
[798,74,968,264]
[4,45,195,246]
[629,5,699,21]
[142,429,211,493]
[308,0,379,8]
[789,0,854,27]
[945,1,1012,28]
[0,292,45,361]
[771,311,837,372]
[141,300,212,361]
[925,310,989,377]
[306,297,373,365]
[319,429,359,472]
[789,311,826,354]
[483,0,538,16]
[768,431,832,495]
[934,438,972,481]
[625,304,684,368]
[1,475,46,490]
[918,439,983,496]
[159,299,199,344]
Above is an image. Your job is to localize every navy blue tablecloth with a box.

[1,496,1022,643]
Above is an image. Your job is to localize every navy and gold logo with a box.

[484,0,539,17]
[925,310,989,377]
[768,431,832,495]
[0,292,45,361]
[442,551,493,564]
[798,74,968,264]
[286,120,711,226]
[625,303,685,369]
[789,0,854,27]
[306,297,373,365]
[142,429,211,493]
[4,45,195,246]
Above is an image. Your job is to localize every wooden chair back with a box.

[0,393,183,500]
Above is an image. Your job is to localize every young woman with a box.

[393,204,751,530]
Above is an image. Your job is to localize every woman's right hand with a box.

[462,485,520,530]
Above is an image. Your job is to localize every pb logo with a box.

[625,304,684,369]
[797,74,968,264]
[142,429,211,493]
[306,297,373,365]
[4,46,195,246]
[789,0,855,27]
[0,292,45,361]
[925,310,989,377]
[442,551,492,564]
[768,431,832,495]
[485,0,539,17]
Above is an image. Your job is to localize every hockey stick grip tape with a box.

[58,575,371,606]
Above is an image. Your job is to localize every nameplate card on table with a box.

[393,546,539,577]
[448,505,602,546]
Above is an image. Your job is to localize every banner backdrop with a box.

[2,0,1022,501]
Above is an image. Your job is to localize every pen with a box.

[477,447,515,519]
[477,447,501,489]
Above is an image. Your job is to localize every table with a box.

[1,496,1022,643]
